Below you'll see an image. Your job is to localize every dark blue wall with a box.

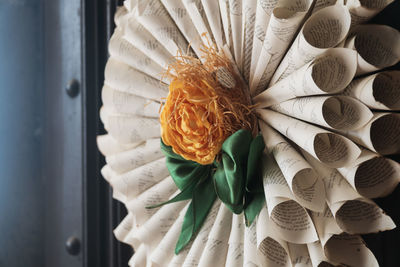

[0,1,44,266]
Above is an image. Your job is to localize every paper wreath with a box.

[97,0,400,266]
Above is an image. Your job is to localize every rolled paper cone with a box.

[104,58,168,101]
[257,207,291,267]
[182,200,221,267]
[127,200,187,250]
[253,48,357,108]
[198,204,232,267]
[124,15,174,69]
[97,134,140,156]
[288,243,312,267]
[249,0,278,85]
[161,0,204,58]
[114,213,134,245]
[250,0,314,94]
[260,122,326,212]
[225,213,244,267]
[125,178,177,227]
[340,112,400,155]
[342,70,400,111]
[111,157,169,201]
[346,0,394,27]
[269,5,351,86]
[201,0,224,50]
[337,149,400,198]
[333,198,395,234]
[257,109,361,168]
[151,209,186,267]
[324,234,378,267]
[101,85,160,118]
[114,5,128,26]
[344,24,400,76]
[100,165,127,203]
[268,198,319,244]
[241,0,257,83]
[312,0,341,13]
[219,0,233,50]
[102,112,160,144]
[228,0,243,70]
[128,244,147,267]
[106,138,163,174]
[270,95,373,131]
[108,29,166,82]
[243,219,259,266]
[135,0,189,57]
[307,241,338,267]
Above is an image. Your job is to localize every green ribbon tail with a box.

[244,193,265,227]
[175,178,217,254]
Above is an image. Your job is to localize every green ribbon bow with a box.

[152,129,265,254]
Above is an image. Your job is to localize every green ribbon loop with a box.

[154,130,265,254]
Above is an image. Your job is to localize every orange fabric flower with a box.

[160,79,227,165]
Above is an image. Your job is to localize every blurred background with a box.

[0,0,399,266]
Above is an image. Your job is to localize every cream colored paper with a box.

[269,5,351,85]
[102,85,160,118]
[250,0,314,95]
[253,48,358,108]
[342,70,400,111]
[229,0,243,70]
[127,200,187,249]
[257,207,291,267]
[219,0,234,49]
[340,112,400,155]
[136,0,189,57]
[225,213,245,267]
[270,95,373,131]
[101,111,160,144]
[97,134,140,157]
[182,0,214,48]
[104,58,168,101]
[125,177,177,227]
[288,243,312,267]
[312,0,342,13]
[150,208,187,267]
[260,122,325,212]
[257,109,361,168]
[114,213,134,245]
[262,154,319,244]
[244,220,259,266]
[128,244,147,267]
[346,0,394,27]
[161,0,204,57]
[337,149,400,198]
[202,0,224,49]
[198,204,232,267]
[108,29,166,81]
[344,24,400,76]
[249,0,278,84]
[101,165,128,203]
[307,241,336,267]
[124,14,174,70]
[106,138,163,174]
[111,158,169,201]
[242,0,257,82]
[304,152,396,235]
[182,200,221,267]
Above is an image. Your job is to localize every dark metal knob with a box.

[66,79,80,97]
[65,236,81,255]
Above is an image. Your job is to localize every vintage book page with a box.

[270,95,373,131]
[346,0,394,27]
[270,4,351,85]
[97,134,140,157]
[250,0,313,95]
[342,70,400,111]
[253,48,357,108]
[260,122,325,212]
[225,213,245,267]
[229,0,244,70]
[241,0,257,82]
[257,109,361,168]
[105,138,163,174]
[344,24,400,76]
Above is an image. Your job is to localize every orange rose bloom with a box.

[160,79,227,165]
